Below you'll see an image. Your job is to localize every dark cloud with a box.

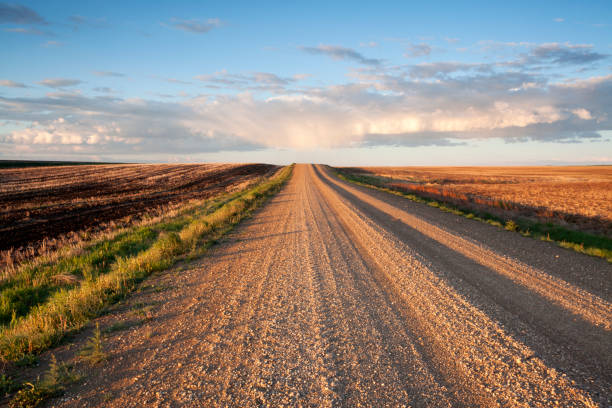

[405,43,432,57]
[169,18,221,33]
[0,2,45,24]
[38,78,83,88]
[529,43,607,65]
[301,45,382,66]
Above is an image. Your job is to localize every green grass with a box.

[0,165,293,362]
[333,169,612,263]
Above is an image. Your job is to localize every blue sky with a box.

[1,0,611,165]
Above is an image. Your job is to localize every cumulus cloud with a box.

[2,40,610,158]
[38,78,83,88]
[1,67,610,157]
[0,79,27,88]
[301,45,382,66]
[169,18,221,33]
[571,108,592,120]
[405,43,432,57]
[0,2,45,24]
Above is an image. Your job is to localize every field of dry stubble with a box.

[339,166,612,236]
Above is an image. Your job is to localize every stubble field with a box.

[0,163,278,261]
[337,166,612,236]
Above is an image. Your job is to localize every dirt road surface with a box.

[52,164,611,407]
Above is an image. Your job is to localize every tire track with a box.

[311,165,599,407]
[319,166,611,330]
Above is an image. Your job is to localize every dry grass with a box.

[342,166,612,235]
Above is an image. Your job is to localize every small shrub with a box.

[0,374,17,396]
[15,354,38,367]
[79,323,107,365]
[43,354,80,389]
[10,355,79,408]
[9,382,49,408]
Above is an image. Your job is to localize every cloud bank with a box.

[1,42,610,159]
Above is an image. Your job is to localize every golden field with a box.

[339,166,612,235]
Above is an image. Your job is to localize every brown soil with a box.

[25,164,611,408]
[0,163,278,252]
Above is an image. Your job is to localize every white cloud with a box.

[572,108,592,120]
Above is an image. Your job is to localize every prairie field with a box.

[3,165,611,408]
[0,163,278,259]
[338,166,612,236]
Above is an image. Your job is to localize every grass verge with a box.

[332,169,612,263]
[0,165,293,363]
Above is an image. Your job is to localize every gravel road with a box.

[53,164,611,407]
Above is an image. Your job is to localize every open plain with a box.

[47,164,611,407]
